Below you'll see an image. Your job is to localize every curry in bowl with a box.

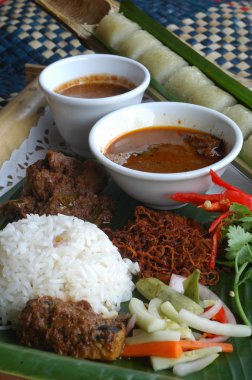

[104,126,226,174]
[54,74,136,99]
[89,101,243,209]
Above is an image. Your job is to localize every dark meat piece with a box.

[0,151,114,226]
[41,193,114,226]
[0,196,38,220]
[18,296,126,361]
[23,151,107,200]
[185,133,225,158]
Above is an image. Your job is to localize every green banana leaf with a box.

[0,178,251,380]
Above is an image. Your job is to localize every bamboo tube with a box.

[0,78,47,167]
[35,0,118,39]
[25,64,45,85]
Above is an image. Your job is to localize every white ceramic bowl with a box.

[89,102,243,209]
[39,54,150,157]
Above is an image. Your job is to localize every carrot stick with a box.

[121,340,233,358]
[180,340,233,353]
[121,341,183,358]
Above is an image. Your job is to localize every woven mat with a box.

[0,0,251,109]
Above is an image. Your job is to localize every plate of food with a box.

[1,1,252,378]
[0,139,252,380]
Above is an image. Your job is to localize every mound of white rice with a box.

[0,214,139,326]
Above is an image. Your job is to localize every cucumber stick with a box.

[129,297,166,333]
[136,278,203,314]
[151,346,222,371]
[160,301,184,325]
[126,329,180,345]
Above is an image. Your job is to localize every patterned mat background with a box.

[0,0,251,109]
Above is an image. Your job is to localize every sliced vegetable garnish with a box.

[178,308,251,337]
[122,340,233,359]
[200,300,223,320]
[148,298,162,318]
[183,269,200,304]
[170,170,252,279]
[210,306,227,324]
[126,270,250,375]
[169,273,236,329]
[129,297,166,333]
[151,346,221,371]
[179,340,233,353]
[160,301,183,325]
[173,353,220,377]
[125,330,181,345]
[122,341,183,359]
[136,278,204,314]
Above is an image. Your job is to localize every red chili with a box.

[209,210,232,233]
[209,225,222,269]
[212,306,227,323]
[170,172,252,211]
[169,170,252,269]
[210,170,248,195]
[204,305,227,323]
[200,332,219,339]
[222,190,252,209]
[169,192,222,205]
[199,200,230,212]
[200,306,227,338]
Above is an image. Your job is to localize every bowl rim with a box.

[89,101,244,181]
[38,54,151,105]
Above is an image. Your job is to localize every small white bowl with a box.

[39,54,150,157]
[89,102,243,209]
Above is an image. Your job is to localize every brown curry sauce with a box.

[55,74,135,98]
[104,126,225,173]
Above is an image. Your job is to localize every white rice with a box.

[0,214,139,327]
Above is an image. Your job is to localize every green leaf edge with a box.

[0,341,173,380]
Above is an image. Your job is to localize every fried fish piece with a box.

[18,296,127,361]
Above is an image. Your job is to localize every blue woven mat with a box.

[0,0,251,109]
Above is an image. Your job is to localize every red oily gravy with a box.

[104,126,226,173]
[54,74,136,99]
